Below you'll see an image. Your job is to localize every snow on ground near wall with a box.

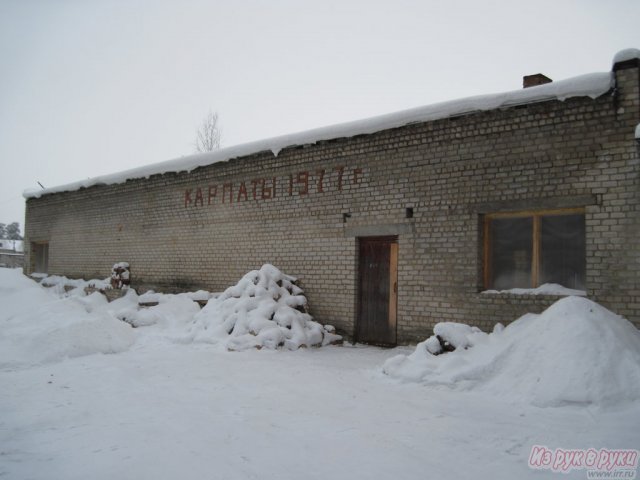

[39,273,112,291]
[1,268,639,479]
[101,264,341,349]
[23,71,614,199]
[1,265,339,367]
[383,296,640,409]
[0,269,134,367]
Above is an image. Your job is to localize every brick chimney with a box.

[523,73,552,88]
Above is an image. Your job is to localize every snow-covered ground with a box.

[1,268,639,479]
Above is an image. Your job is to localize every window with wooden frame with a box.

[483,208,586,291]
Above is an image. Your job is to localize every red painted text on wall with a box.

[183,166,362,208]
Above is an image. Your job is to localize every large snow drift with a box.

[4,265,639,410]
[189,264,341,350]
[383,296,640,409]
[0,265,340,367]
[0,269,134,368]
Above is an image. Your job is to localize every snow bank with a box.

[6,265,339,357]
[137,289,215,305]
[383,297,640,409]
[39,274,112,292]
[426,322,491,354]
[24,70,613,200]
[119,290,202,332]
[189,264,341,350]
[0,269,134,368]
[27,274,216,336]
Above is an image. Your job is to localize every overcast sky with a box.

[1,0,638,228]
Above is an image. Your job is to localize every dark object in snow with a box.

[138,301,160,308]
[111,262,130,289]
[436,334,456,354]
[195,299,208,308]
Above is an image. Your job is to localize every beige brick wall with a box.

[25,62,640,342]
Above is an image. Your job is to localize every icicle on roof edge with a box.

[24,70,616,200]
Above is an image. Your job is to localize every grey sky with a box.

[1,0,638,227]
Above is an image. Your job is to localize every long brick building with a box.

[24,50,640,344]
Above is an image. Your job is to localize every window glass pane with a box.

[540,214,585,290]
[489,217,533,290]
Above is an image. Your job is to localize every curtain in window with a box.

[540,214,586,290]
[489,217,532,290]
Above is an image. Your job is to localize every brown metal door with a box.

[357,236,398,346]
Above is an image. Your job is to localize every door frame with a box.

[356,235,398,346]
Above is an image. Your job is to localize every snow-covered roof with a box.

[0,240,24,252]
[24,67,619,200]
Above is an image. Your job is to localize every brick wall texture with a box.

[25,62,640,343]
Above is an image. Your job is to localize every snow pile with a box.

[8,265,337,356]
[33,275,215,334]
[425,322,493,354]
[38,273,112,292]
[137,289,215,305]
[0,269,134,368]
[383,297,640,408]
[189,264,341,350]
[119,290,202,333]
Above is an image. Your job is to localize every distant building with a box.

[23,50,640,344]
[0,239,24,269]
